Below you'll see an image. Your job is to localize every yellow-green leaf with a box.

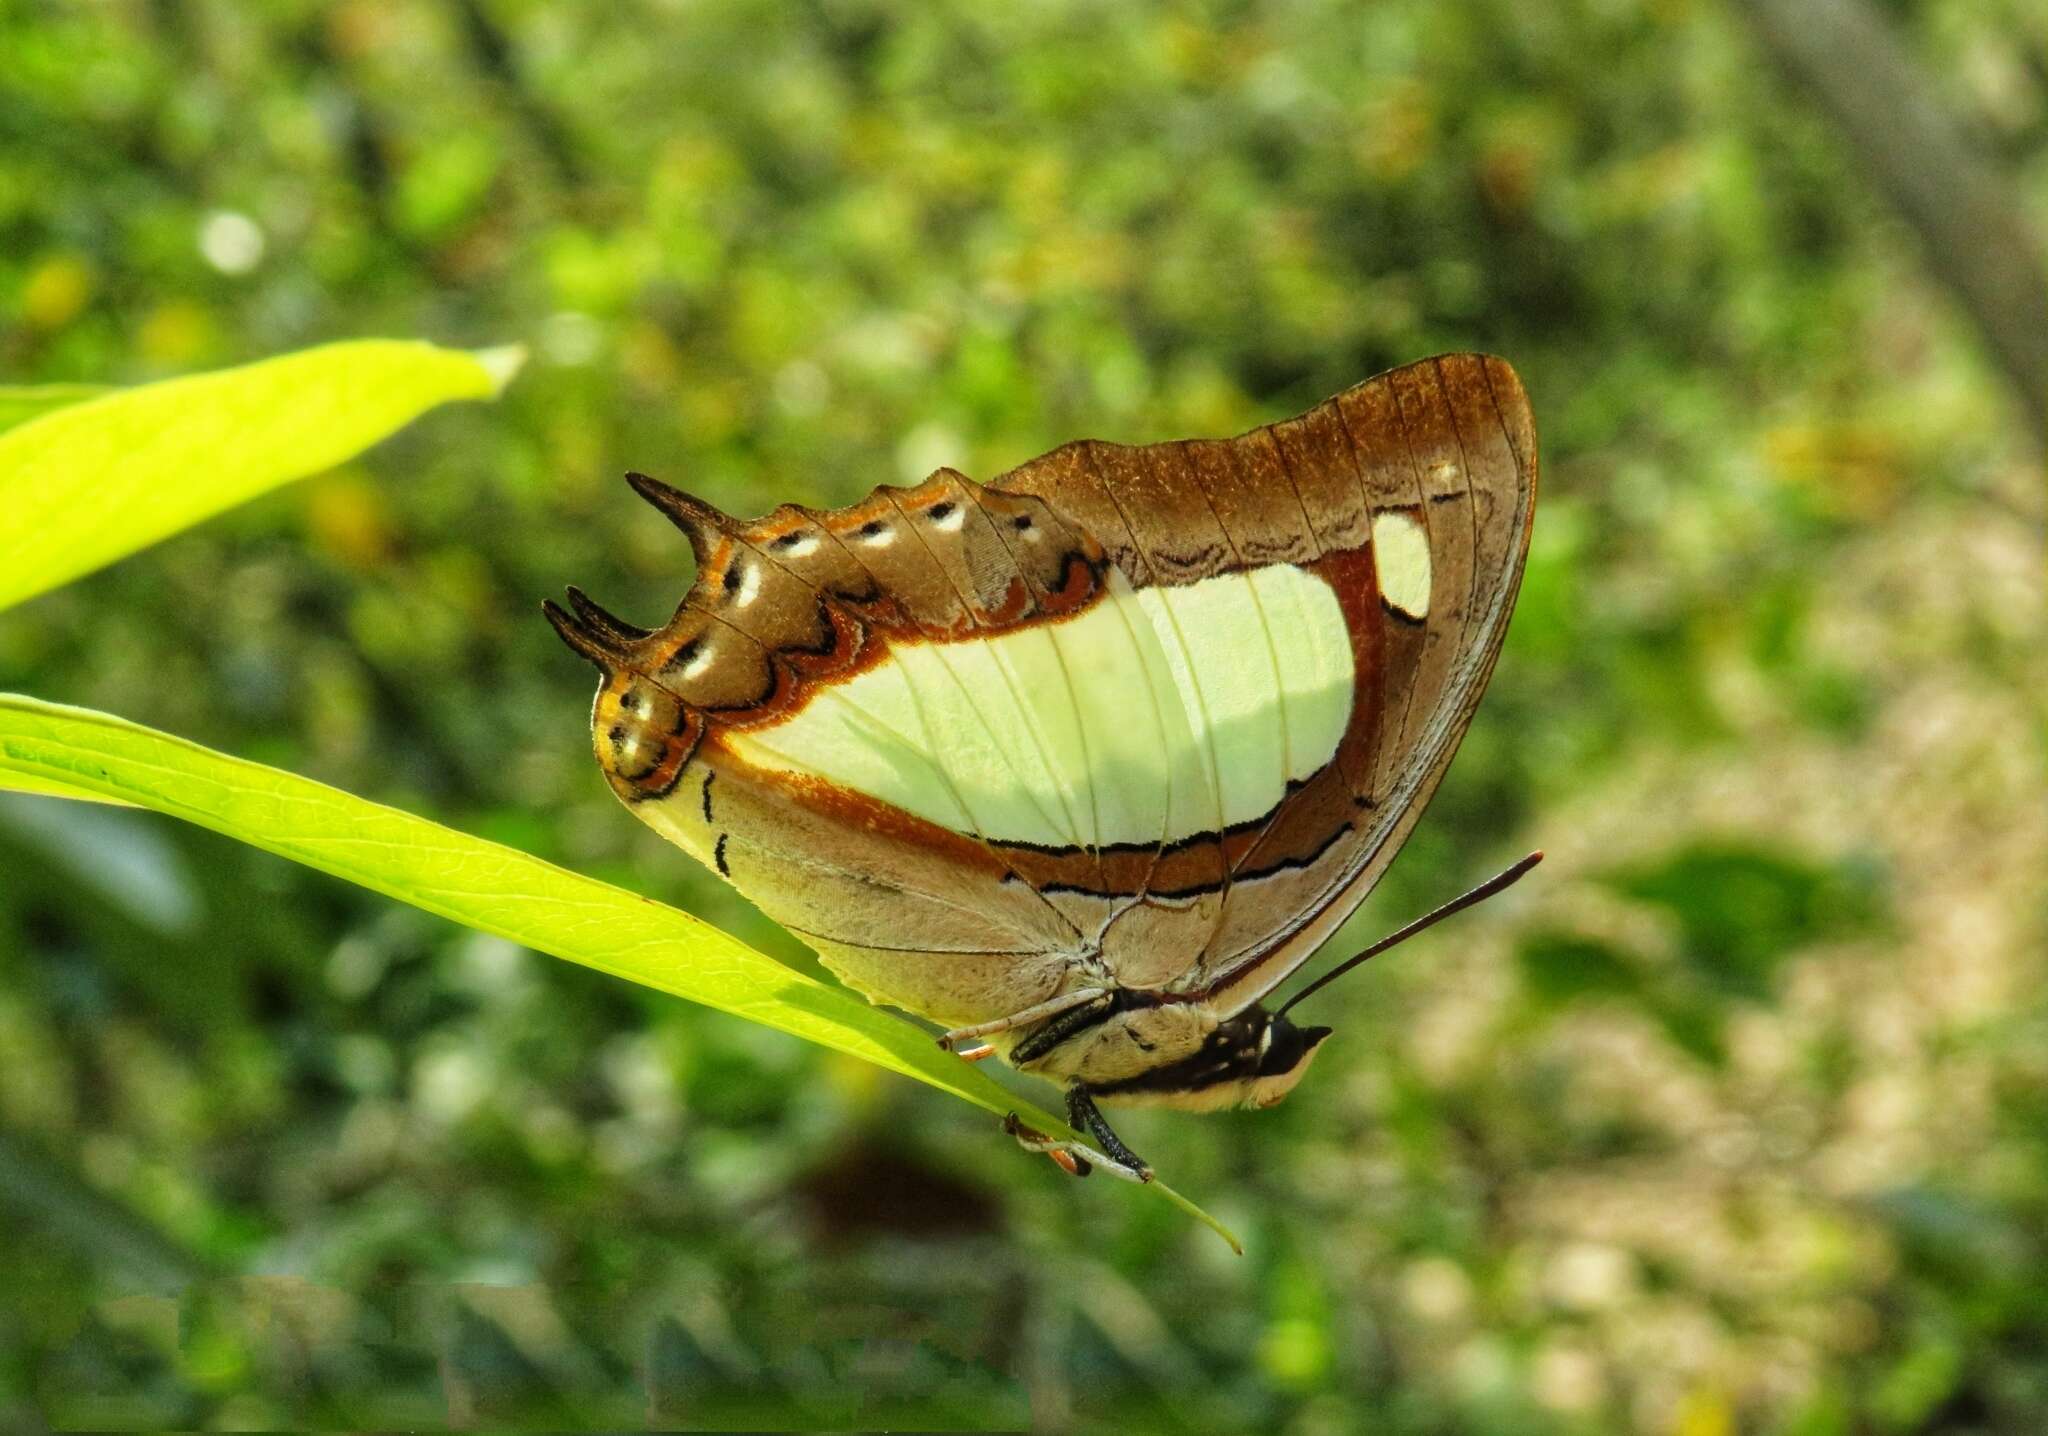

[0,693,1240,1252]
[0,766,133,805]
[0,383,110,436]
[0,340,524,613]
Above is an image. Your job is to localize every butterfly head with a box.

[1087,1005,1333,1113]
[1241,1008,1336,1109]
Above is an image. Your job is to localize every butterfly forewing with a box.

[552,353,1535,1036]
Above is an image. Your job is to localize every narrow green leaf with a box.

[0,383,111,436]
[0,340,525,612]
[0,767,133,805]
[0,694,1240,1253]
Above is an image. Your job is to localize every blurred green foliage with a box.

[2,0,2046,1430]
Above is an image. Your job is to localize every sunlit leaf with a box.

[0,767,134,805]
[0,383,110,436]
[0,340,525,613]
[0,693,1240,1252]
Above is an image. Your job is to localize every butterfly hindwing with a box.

[550,353,1536,1033]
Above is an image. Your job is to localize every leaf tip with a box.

[472,344,527,397]
[1149,1178,1245,1255]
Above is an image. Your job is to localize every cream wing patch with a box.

[1372,511,1432,619]
[723,563,1355,848]
[1243,564,1354,777]
[1131,567,1351,827]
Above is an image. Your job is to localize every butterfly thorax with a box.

[1004,993,1332,1110]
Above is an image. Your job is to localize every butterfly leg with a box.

[1066,1086,1154,1183]
[936,986,1109,1052]
[1002,1113,1150,1184]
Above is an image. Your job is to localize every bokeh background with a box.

[4,2,2047,1430]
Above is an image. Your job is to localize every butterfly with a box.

[548,353,1537,1182]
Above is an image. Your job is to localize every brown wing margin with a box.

[1198,353,1537,1014]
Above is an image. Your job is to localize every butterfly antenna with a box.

[1276,851,1544,1018]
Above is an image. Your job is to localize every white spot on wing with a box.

[1372,511,1432,618]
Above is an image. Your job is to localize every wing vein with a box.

[968,492,1106,868]
[811,512,1085,941]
